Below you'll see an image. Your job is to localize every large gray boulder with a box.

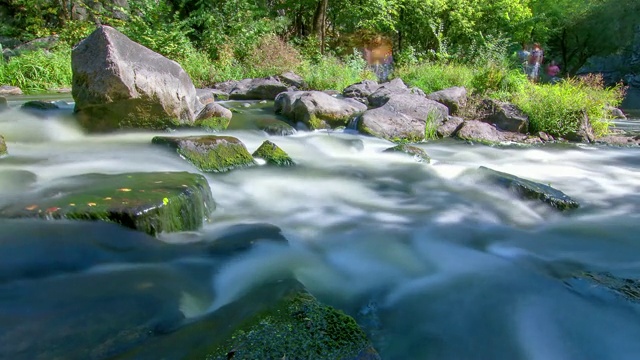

[343,80,380,105]
[367,78,425,107]
[358,94,449,141]
[456,120,527,144]
[72,25,203,132]
[479,99,529,133]
[426,86,467,115]
[276,71,306,90]
[229,77,290,100]
[276,91,367,130]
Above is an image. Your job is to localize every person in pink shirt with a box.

[546,60,560,84]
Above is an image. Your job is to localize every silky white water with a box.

[1,97,640,359]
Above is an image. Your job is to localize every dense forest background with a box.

[1,0,639,77]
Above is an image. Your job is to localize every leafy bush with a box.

[512,74,624,137]
[297,54,376,91]
[0,47,72,92]
[471,65,529,98]
[244,34,302,78]
[395,62,474,94]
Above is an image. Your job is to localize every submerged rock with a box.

[252,140,295,166]
[570,272,640,303]
[255,117,296,136]
[276,91,367,130]
[72,26,203,132]
[153,135,256,172]
[0,134,6,155]
[383,144,431,163]
[0,85,22,96]
[208,288,380,360]
[0,172,214,236]
[358,93,448,142]
[478,166,579,210]
[21,100,60,111]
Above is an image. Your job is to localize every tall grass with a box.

[297,55,376,91]
[0,47,72,93]
[512,75,624,137]
[394,62,475,94]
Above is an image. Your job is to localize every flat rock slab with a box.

[0,172,215,236]
[153,135,256,172]
[478,166,579,211]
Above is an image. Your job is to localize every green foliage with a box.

[512,75,624,137]
[395,62,474,94]
[424,110,440,140]
[0,47,71,92]
[298,55,376,91]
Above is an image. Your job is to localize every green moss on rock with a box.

[0,172,215,236]
[0,135,6,156]
[383,144,431,163]
[194,117,231,131]
[207,291,379,360]
[153,135,256,172]
[252,140,295,166]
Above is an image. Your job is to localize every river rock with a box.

[343,80,380,105]
[0,85,22,96]
[0,172,214,236]
[21,100,60,111]
[564,110,595,143]
[358,94,448,141]
[276,71,306,90]
[277,91,367,130]
[0,96,7,111]
[383,144,430,163]
[437,116,465,137]
[367,78,425,107]
[152,135,256,172]
[478,166,580,211]
[229,77,290,100]
[595,134,640,146]
[0,135,6,156]
[196,88,215,105]
[196,103,232,122]
[605,105,626,119]
[426,86,467,115]
[479,99,529,133]
[255,117,296,136]
[252,140,295,166]
[207,283,380,360]
[456,120,527,144]
[72,25,203,132]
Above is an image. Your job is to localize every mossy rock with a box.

[152,135,256,173]
[383,144,431,163]
[0,172,214,236]
[0,135,6,156]
[252,140,295,166]
[175,117,230,132]
[478,166,579,211]
[208,290,380,360]
[21,100,60,111]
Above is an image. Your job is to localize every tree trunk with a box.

[312,0,328,54]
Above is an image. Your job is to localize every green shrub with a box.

[0,47,72,93]
[512,75,624,137]
[471,65,529,98]
[244,34,302,78]
[297,54,376,91]
[395,62,474,94]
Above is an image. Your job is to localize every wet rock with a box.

[229,77,290,100]
[383,144,430,163]
[479,99,529,133]
[437,116,465,138]
[343,80,380,105]
[426,86,467,115]
[456,120,527,144]
[252,140,295,166]
[207,286,380,360]
[0,85,22,96]
[478,166,580,210]
[152,135,256,172]
[276,71,306,89]
[0,135,6,156]
[570,272,640,303]
[255,117,296,136]
[0,97,7,111]
[0,172,214,236]
[72,26,202,132]
[564,110,595,143]
[196,102,232,122]
[358,94,448,142]
[367,78,425,107]
[596,134,640,146]
[277,91,367,130]
[205,222,288,255]
[21,100,60,111]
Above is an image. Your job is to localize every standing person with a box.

[546,60,561,84]
[517,43,531,75]
[528,43,544,82]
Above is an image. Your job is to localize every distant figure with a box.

[528,43,544,82]
[517,43,531,75]
[362,35,393,82]
[546,60,561,84]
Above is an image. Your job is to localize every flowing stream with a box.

[1,96,640,359]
